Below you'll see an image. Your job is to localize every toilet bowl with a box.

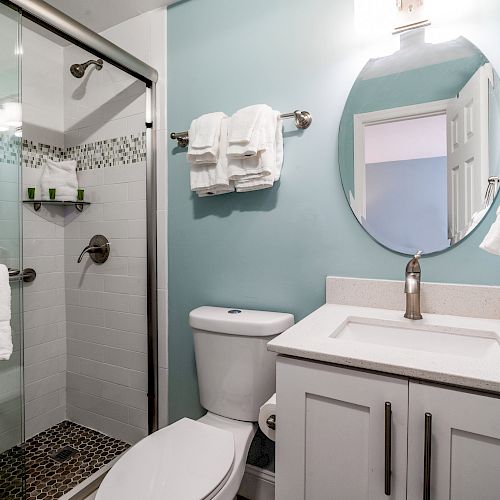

[96,306,294,500]
[96,413,255,500]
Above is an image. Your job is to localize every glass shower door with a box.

[0,3,24,499]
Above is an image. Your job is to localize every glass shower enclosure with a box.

[0,0,160,497]
[0,2,24,498]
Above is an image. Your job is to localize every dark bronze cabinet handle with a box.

[385,402,392,495]
[423,413,432,500]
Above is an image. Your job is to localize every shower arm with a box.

[81,59,103,71]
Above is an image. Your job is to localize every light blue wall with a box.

[167,0,500,422]
[365,157,448,254]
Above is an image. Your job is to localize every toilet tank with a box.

[189,306,294,422]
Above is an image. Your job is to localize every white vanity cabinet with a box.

[407,381,500,500]
[276,357,500,500]
[275,357,409,499]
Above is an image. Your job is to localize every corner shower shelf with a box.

[23,200,91,212]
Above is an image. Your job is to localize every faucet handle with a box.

[406,250,422,274]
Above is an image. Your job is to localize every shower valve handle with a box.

[77,235,110,264]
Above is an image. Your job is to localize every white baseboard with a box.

[238,464,275,500]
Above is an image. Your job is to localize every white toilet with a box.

[96,306,294,500]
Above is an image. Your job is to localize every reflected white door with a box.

[447,63,492,243]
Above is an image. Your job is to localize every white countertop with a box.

[267,304,500,393]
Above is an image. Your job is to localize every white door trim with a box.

[351,99,453,220]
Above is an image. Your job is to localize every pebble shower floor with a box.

[0,421,129,499]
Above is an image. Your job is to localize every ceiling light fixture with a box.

[393,0,430,34]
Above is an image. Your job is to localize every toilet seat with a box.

[96,418,235,500]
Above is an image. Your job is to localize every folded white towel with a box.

[190,117,234,197]
[40,159,79,202]
[228,104,270,146]
[0,264,12,361]
[480,206,500,255]
[197,185,235,197]
[227,105,274,159]
[229,109,281,179]
[274,115,284,180]
[235,176,274,192]
[187,112,227,165]
[232,111,284,192]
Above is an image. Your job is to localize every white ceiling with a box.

[42,0,176,33]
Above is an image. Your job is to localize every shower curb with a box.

[58,450,127,500]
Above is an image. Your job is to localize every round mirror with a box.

[339,30,500,255]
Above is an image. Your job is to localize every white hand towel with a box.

[227,105,274,159]
[40,159,79,201]
[187,112,227,164]
[235,176,274,192]
[480,206,500,255]
[228,104,270,145]
[190,117,234,197]
[274,115,284,180]
[0,264,12,361]
[233,111,284,192]
[228,109,280,180]
[189,112,227,149]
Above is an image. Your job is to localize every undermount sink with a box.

[267,303,500,393]
[330,317,500,358]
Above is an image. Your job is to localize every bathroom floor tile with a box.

[0,420,129,499]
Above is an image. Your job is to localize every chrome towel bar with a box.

[170,109,312,148]
[8,268,37,283]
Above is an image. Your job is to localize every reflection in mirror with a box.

[339,29,500,255]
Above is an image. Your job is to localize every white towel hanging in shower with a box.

[0,264,12,361]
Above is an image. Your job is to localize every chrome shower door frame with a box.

[4,0,160,433]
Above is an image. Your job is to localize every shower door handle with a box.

[8,268,36,283]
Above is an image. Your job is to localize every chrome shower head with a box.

[70,59,103,78]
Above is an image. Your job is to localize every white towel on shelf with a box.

[190,117,234,197]
[40,159,79,201]
[187,112,227,165]
[480,206,500,255]
[0,264,12,361]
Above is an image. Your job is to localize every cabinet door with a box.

[275,357,408,500]
[408,382,500,500]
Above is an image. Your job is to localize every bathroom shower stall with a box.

[0,1,164,498]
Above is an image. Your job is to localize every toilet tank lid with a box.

[189,306,294,336]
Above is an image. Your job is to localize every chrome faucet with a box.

[404,251,422,320]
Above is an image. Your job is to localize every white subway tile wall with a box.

[22,167,67,439]
[65,165,148,443]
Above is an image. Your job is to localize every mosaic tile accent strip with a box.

[0,135,21,166]
[22,140,63,169]
[0,420,129,500]
[19,132,146,171]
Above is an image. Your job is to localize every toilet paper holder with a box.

[266,415,276,430]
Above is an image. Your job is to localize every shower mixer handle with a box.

[78,235,110,264]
